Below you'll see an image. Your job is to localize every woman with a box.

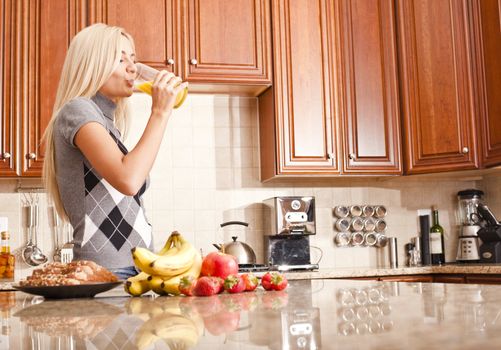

[43,23,187,279]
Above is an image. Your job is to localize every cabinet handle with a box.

[349,153,356,160]
[1,152,11,160]
[189,58,198,65]
[328,153,335,160]
[462,147,469,154]
[27,153,36,159]
[167,58,175,65]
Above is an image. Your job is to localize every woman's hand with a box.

[150,70,188,117]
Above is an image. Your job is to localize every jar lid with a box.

[457,189,484,199]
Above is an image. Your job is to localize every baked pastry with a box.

[20,260,118,286]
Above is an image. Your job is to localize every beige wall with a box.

[0,94,489,279]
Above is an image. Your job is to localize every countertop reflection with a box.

[2,279,501,349]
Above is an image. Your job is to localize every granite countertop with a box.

[2,279,501,349]
[283,263,501,280]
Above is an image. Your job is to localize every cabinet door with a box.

[88,0,179,74]
[18,0,84,176]
[0,0,16,176]
[433,274,465,284]
[470,0,501,167]
[397,0,478,174]
[183,0,271,84]
[466,274,501,285]
[334,0,401,174]
[259,0,337,180]
[379,275,434,282]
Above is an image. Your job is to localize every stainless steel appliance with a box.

[263,196,318,271]
[456,189,483,263]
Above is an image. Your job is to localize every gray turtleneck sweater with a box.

[53,93,153,269]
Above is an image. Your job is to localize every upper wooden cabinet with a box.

[182,0,272,85]
[88,0,180,73]
[0,0,85,177]
[470,0,501,168]
[259,0,401,180]
[397,0,479,174]
[334,0,401,174]
[90,0,272,91]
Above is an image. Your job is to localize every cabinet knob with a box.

[189,58,198,65]
[27,152,36,159]
[167,58,175,65]
[349,153,356,160]
[462,147,469,154]
[1,152,11,160]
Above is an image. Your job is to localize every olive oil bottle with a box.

[430,209,445,265]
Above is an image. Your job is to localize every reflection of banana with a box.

[161,253,202,295]
[124,272,151,297]
[135,328,160,350]
[149,233,198,277]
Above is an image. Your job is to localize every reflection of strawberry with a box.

[241,273,259,291]
[225,292,258,311]
[261,272,288,291]
[180,295,223,317]
[224,274,246,293]
[204,310,241,336]
[261,290,289,309]
[179,275,196,296]
[193,276,222,297]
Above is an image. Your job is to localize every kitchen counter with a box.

[284,263,501,280]
[2,278,501,349]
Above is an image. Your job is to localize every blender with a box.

[456,189,483,263]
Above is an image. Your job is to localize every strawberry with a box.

[178,275,196,296]
[193,276,222,297]
[261,272,288,291]
[211,276,225,294]
[223,274,246,294]
[241,273,259,291]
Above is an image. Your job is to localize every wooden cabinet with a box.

[90,0,272,93]
[433,274,466,284]
[470,0,501,167]
[259,0,401,180]
[397,0,479,174]
[465,274,501,285]
[88,0,180,74]
[334,0,402,174]
[0,0,85,177]
[182,0,271,86]
[378,275,434,283]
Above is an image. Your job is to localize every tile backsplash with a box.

[0,93,496,279]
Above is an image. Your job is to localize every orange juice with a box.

[135,81,188,109]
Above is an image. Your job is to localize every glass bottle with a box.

[0,232,14,281]
[430,210,445,265]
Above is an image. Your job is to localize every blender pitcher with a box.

[456,189,484,263]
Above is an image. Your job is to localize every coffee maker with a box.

[476,203,501,263]
[263,196,318,271]
[456,189,483,263]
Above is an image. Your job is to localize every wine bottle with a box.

[430,209,445,265]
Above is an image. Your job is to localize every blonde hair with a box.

[43,23,134,221]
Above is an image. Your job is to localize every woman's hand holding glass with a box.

[134,62,188,115]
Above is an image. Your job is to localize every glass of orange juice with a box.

[134,63,188,109]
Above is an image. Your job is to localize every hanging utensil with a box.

[21,202,48,266]
[48,206,61,262]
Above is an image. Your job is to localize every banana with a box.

[149,232,198,277]
[161,252,202,295]
[124,272,151,297]
[148,275,170,296]
[155,323,199,348]
[132,232,185,274]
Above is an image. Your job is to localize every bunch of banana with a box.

[125,231,201,297]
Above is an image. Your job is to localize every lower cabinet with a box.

[378,275,434,283]
[346,274,501,284]
[465,274,501,285]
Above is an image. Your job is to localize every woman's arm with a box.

[74,72,188,195]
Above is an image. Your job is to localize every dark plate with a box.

[13,281,123,299]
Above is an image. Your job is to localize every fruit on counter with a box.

[200,251,238,279]
[160,253,202,296]
[261,272,288,291]
[223,274,246,294]
[241,273,259,291]
[178,275,197,296]
[125,231,202,297]
[193,276,224,297]
[124,272,151,297]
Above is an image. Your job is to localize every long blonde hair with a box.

[43,23,134,221]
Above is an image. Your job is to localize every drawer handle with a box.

[27,152,36,160]
[462,147,469,154]
[167,58,175,65]
[1,152,11,160]
[189,58,198,65]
